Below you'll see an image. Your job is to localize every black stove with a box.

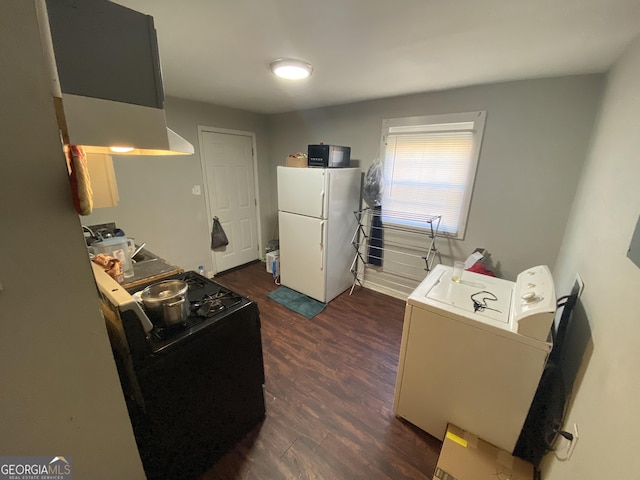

[116,271,266,479]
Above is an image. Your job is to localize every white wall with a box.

[0,1,146,478]
[84,97,271,274]
[542,33,640,479]
[267,76,603,294]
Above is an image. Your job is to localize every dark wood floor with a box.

[203,261,441,480]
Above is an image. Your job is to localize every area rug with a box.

[266,286,327,319]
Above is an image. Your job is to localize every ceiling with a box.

[115,0,640,114]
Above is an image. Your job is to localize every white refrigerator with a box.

[277,166,361,303]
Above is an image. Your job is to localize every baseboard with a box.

[359,280,409,301]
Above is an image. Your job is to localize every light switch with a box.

[192,185,202,196]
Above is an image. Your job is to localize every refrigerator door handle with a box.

[320,220,326,270]
[320,190,325,218]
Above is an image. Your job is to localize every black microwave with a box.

[308,144,351,168]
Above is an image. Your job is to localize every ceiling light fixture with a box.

[270,58,313,80]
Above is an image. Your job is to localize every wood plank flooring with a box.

[202,261,441,480]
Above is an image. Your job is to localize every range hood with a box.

[36,0,194,156]
[53,94,194,156]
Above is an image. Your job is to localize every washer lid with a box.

[408,265,551,350]
[426,274,513,324]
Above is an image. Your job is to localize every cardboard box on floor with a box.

[434,425,533,480]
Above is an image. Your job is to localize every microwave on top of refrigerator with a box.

[308,144,351,168]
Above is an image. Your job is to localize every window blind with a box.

[381,113,485,238]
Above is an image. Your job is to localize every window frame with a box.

[379,110,486,240]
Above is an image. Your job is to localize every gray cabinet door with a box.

[46,0,164,109]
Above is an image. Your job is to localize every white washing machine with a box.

[393,264,556,452]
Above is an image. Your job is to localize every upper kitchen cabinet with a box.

[44,0,163,109]
[36,0,193,156]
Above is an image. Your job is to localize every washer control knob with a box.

[527,283,536,289]
[521,291,537,303]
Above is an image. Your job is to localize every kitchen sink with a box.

[132,250,158,264]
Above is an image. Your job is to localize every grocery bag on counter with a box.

[92,253,124,283]
[211,216,229,249]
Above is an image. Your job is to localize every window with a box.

[381,111,486,239]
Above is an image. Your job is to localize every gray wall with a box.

[0,2,146,478]
[267,75,603,287]
[543,33,640,479]
[85,97,271,275]
[86,76,602,289]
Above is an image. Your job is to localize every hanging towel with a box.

[67,145,93,215]
[210,216,229,249]
[367,205,383,266]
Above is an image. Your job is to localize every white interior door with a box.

[201,130,258,273]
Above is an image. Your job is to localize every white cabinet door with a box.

[86,153,119,208]
[279,211,327,302]
[277,167,327,218]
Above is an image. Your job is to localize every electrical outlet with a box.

[566,423,579,459]
[192,185,201,196]
[555,422,579,461]
[207,270,214,279]
[572,274,584,298]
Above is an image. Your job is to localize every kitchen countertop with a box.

[92,247,183,291]
[123,249,183,290]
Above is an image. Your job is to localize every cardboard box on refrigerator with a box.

[434,425,533,480]
[285,155,308,167]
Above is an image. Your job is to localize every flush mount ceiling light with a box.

[270,58,313,80]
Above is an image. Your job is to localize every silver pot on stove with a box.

[140,280,189,327]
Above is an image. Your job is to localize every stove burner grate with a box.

[191,290,242,318]
[195,299,224,317]
[183,272,209,290]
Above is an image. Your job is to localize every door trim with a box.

[197,125,262,274]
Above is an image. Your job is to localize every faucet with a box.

[82,225,103,242]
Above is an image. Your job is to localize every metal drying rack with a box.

[349,208,441,295]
